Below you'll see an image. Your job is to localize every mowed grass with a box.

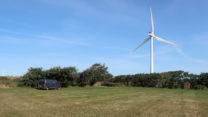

[0,87,208,117]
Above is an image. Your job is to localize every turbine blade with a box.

[150,8,154,33]
[132,37,150,52]
[153,35,179,48]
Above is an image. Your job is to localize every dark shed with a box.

[184,82,191,89]
[38,79,60,90]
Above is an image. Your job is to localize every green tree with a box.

[22,67,43,88]
[77,63,113,86]
[199,73,208,88]
[59,67,79,87]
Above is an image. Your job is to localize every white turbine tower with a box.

[133,8,178,73]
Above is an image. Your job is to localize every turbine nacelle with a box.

[148,32,154,37]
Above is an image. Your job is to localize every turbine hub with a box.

[148,32,154,37]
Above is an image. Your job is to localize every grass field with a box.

[0,87,208,117]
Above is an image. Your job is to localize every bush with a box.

[22,67,79,88]
[0,77,22,87]
[22,68,43,88]
[0,77,10,86]
[22,63,112,88]
[21,64,208,90]
[44,67,79,87]
[101,81,123,87]
[194,85,207,90]
[77,63,113,86]
[198,73,208,88]
[110,71,208,89]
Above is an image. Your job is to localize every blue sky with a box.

[0,0,208,76]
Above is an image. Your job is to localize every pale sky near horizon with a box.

[0,0,208,76]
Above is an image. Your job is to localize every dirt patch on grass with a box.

[93,82,102,87]
[0,84,10,88]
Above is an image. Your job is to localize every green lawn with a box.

[0,87,208,117]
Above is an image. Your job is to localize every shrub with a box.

[0,77,22,87]
[101,81,123,87]
[198,73,208,88]
[21,64,208,90]
[22,68,43,88]
[77,63,113,86]
[22,67,79,88]
[194,85,207,90]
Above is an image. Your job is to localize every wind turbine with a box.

[133,8,178,74]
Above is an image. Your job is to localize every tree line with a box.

[22,63,112,88]
[21,63,208,89]
[109,71,208,89]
